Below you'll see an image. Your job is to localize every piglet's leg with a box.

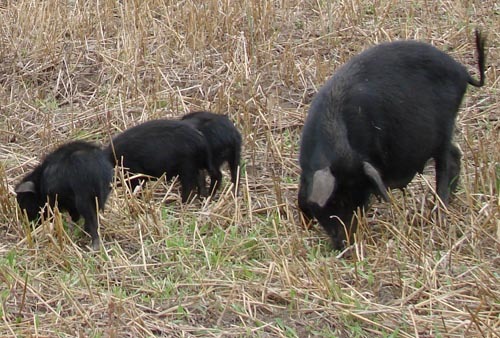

[76,196,101,250]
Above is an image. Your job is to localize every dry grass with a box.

[0,0,498,337]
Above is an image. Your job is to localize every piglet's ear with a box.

[308,167,335,208]
[363,162,389,201]
[15,181,36,194]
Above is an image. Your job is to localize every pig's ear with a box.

[308,167,335,207]
[15,181,36,194]
[363,162,389,201]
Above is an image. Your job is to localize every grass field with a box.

[0,1,498,337]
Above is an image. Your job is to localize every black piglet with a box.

[106,119,218,202]
[15,141,113,250]
[181,111,242,195]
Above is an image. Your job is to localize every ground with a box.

[0,1,498,337]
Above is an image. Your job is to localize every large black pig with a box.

[181,111,242,194]
[298,31,486,249]
[106,119,217,202]
[15,141,113,250]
